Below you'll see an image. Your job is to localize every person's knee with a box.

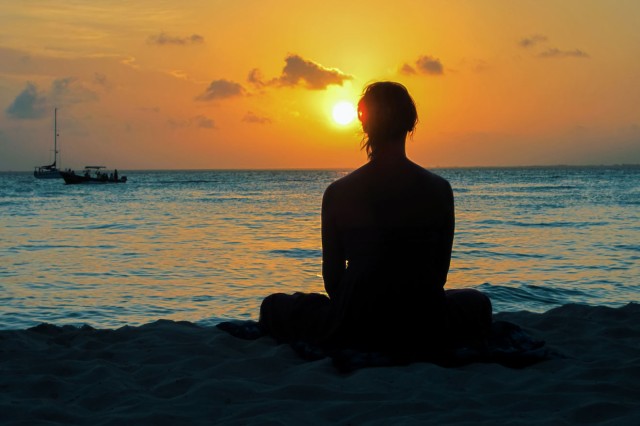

[476,290,492,314]
[454,288,493,326]
[258,293,285,328]
[469,289,493,324]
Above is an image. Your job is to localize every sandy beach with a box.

[1,303,639,425]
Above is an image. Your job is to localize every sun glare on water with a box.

[332,101,357,125]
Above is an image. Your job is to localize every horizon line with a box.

[3,163,640,173]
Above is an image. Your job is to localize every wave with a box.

[503,184,579,192]
[196,196,254,204]
[17,243,119,251]
[475,219,609,228]
[477,282,592,313]
[267,248,321,259]
[454,249,548,260]
[63,223,139,230]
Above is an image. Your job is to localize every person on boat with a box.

[259,81,492,360]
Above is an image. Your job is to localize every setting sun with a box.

[332,101,357,125]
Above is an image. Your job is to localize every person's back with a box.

[322,157,455,349]
[259,81,491,357]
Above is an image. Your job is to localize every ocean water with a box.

[1,167,638,329]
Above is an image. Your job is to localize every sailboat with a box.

[34,108,62,179]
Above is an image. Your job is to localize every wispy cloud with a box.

[148,32,204,46]
[196,79,245,101]
[518,35,548,48]
[538,48,590,59]
[166,70,190,80]
[121,56,140,69]
[399,63,416,75]
[459,58,490,73]
[167,115,216,129]
[93,73,112,90]
[242,111,272,124]
[247,68,265,87]
[50,77,99,105]
[400,55,444,76]
[518,35,590,59]
[194,115,215,129]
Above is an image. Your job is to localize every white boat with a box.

[34,108,62,179]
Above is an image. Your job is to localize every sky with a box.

[0,0,639,170]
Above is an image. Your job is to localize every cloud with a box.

[196,79,245,101]
[242,111,272,124]
[459,58,490,73]
[517,35,590,59]
[206,55,351,100]
[538,48,590,58]
[399,63,416,75]
[166,69,190,80]
[50,77,99,105]
[148,32,205,46]
[518,35,548,48]
[400,55,444,76]
[121,56,140,69]
[247,68,265,87]
[139,106,160,113]
[5,78,99,120]
[167,115,216,129]
[5,82,47,119]
[194,115,215,129]
[271,54,352,89]
[93,73,112,90]
[416,56,444,75]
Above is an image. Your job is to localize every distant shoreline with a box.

[2,164,639,173]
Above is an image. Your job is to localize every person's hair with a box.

[357,81,418,159]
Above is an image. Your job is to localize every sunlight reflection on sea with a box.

[1,167,638,329]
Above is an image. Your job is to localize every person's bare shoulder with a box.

[409,162,452,193]
[325,163,372,195]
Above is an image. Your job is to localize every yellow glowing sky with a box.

[1,0,638,170]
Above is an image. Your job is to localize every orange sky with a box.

[1,0,639,170]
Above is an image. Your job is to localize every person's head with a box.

[357,81,418,159]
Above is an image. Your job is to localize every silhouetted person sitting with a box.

[259,81,492,361]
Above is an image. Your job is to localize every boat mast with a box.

[53,108,58,167]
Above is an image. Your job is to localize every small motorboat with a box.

[60,166,127,184]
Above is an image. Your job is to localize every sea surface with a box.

[1,167,638,329]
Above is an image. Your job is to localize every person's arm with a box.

[321,184,345,298]
[436,180,455,287]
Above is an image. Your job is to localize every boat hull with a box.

[60,171,127,185]
[34,169,62,179]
